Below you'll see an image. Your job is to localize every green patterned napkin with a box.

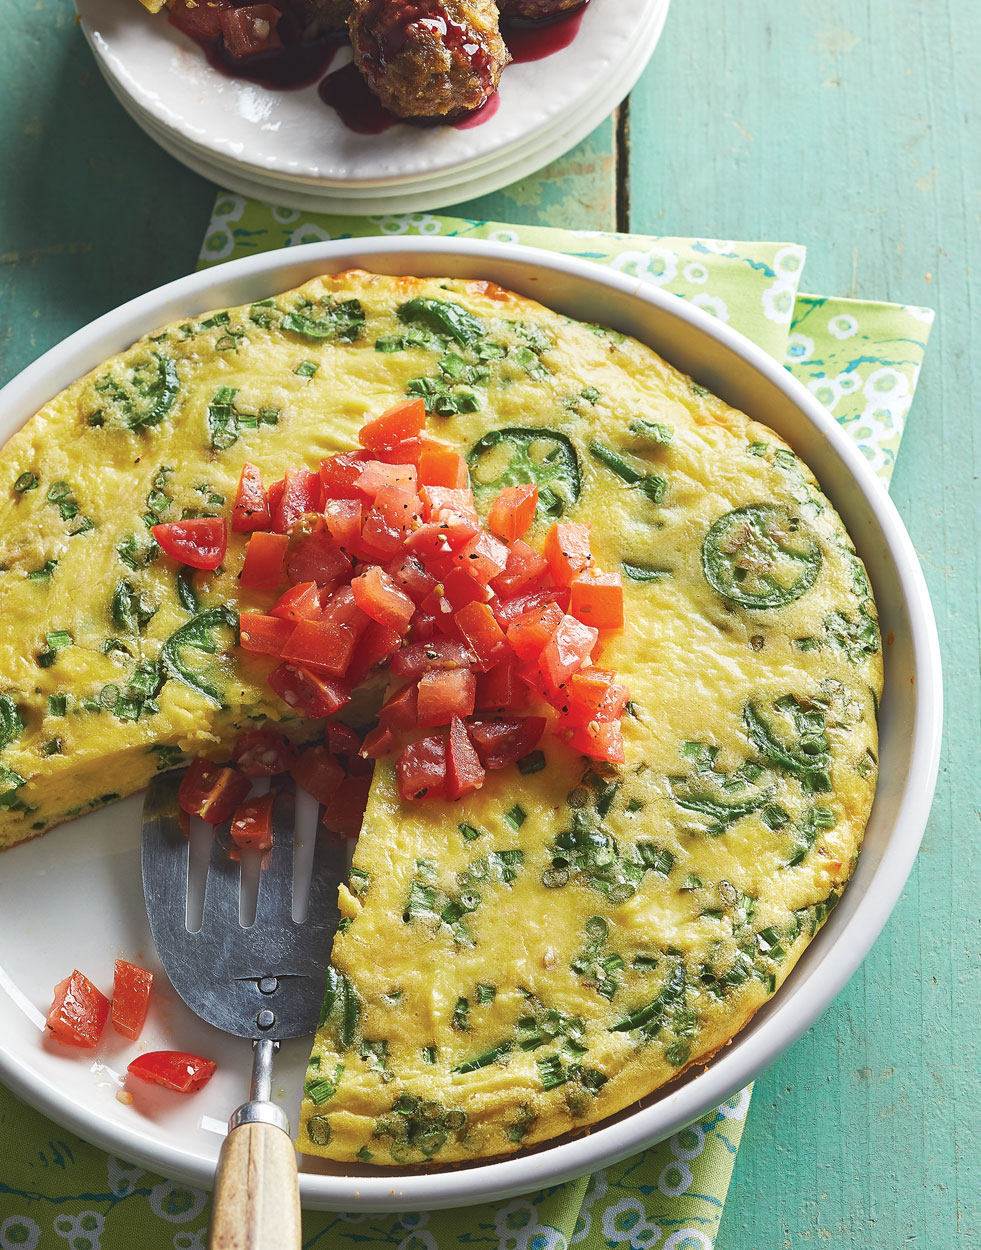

[0,199,932,1250]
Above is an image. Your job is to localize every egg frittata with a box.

[0,271,881,1165]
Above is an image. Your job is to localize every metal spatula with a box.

[142,770,345,1250]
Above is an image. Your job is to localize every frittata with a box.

[0,271,882,1165]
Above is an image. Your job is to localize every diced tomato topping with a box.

[359,505,406,562]
[467,717,547,770]
[152,518,227,571]
[404,521,455,563]
[351,566,415,633]
[290,745,344,805]
[178,758,251,824]
[488,484,538,542]
[453,600,510,671]
[418,445,469,489]
[286,530,350,587]
[445,716,485,800]
[267,663,350,718]
[417,667,477,727]
[273,467,321,533]
[346,621,402,685]
[127,1051,216,1093]
[111,960,153,1042]
[566,719,626,764]
[358,398,427,452]
[239,612,296,657]
[219,4,283,57]
[491,538,550,598]
[233,729,297,777]
[379,681,419,730]
[391,639,472,679]
[397,734,447,801]
[373,484,423,536]
[320,584,370,634]
[569,568,624,630]
[539,614,599,693]
[47,970,110,1048]
[422,485,479,524]
[323,774,372,837]
[543,522,592,586]
[232,463,271,533]
[271,581,323,623]
[494,587,568,630]
[454,530,510,584]
[506,600,563,661]
[323,497,363,553]
[229,792,275,852]
[439,567,495,614]
[387,553,435,604]
[360,724,396,759]
[564,668,631,724]
[320,451,372,500]
[326,721,362,757]
[355,460,418,497]
[475,654,521,712]
[281,619,357,675]
[240,531,288,590]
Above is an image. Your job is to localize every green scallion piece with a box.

[517,751,546,775]
[476,983,496,1005]
[14,472,39,493]
[458,822,482,841]
[48,694,68,717]
[505,804,526,830]
[295,360,318,378]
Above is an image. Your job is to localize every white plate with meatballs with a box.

[76,0,670,210]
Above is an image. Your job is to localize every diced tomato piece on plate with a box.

[569,568,624,629]
[421,485,478,524]
[273,468,321,533]
[232,462,271,533]
[47,970,110,1048]
[418,445,469,489]
[454,530,510,584]
[152,517,227,571]
[372,484,423,536]
[128,1051,216,1093]
[178,758,251,824]
[285,531,350,587]
[565,668,631,724]
[239,612,296,657]
[494,587,568,629]
[322,497,363,552]
[387,553,435,604]
[267,663,350,717]
[379,681,419,730]
[240,531,288,590]
[566,719,626,764]
[542,522,592,586]
[358,397,426,452]
[454,600,510,671]
[323,775,372,838]
[390,639,472,679]
[417,667,477,726]
[397,734,447,801]
[351,566,415,633]
[445,716,485,799]
[359,505,405,561]
[320,451,371,500]
[359,724,396,760]
[290,745,344,805]
[229,792,275,852]
[325,721,362,757]
[467,716,546,770]
[281,619,357,675]
[475,654,522,711]
[404,521,454,563]
[271,581,323,623]
[355,460,418,497]
[539,614,599,693]
[233,729,297,776]
[491,538,550,598]
[320,585,369,634]
[488,484,538,542]
[506,601,563,661]
[346,620,402,684]
[219,4,283,57]
[111,960,153,1042]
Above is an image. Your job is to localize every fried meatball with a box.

[288,0,353,38]
[498,0,584,19]
[349,0,510,119]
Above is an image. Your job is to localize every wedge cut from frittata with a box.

[0,272,881,1168]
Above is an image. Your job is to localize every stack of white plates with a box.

[76,0,670,213]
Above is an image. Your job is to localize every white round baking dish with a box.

[0,238,942,1211]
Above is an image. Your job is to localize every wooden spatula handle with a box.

[209,1113,301,1250]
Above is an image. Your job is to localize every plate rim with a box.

[0,236,943,1210]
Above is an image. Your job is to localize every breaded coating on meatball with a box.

[498,0,584,18]
[288,0,353,38]
[349,0,510,119]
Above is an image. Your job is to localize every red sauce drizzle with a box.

[501,4,588,64]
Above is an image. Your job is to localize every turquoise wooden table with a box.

[1,1,977,1245]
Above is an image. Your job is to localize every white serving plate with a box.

[0,239,942,1211]
[76,0,669,210]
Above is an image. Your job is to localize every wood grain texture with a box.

[629,2,978,1246]
[209,1121,301,1250]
